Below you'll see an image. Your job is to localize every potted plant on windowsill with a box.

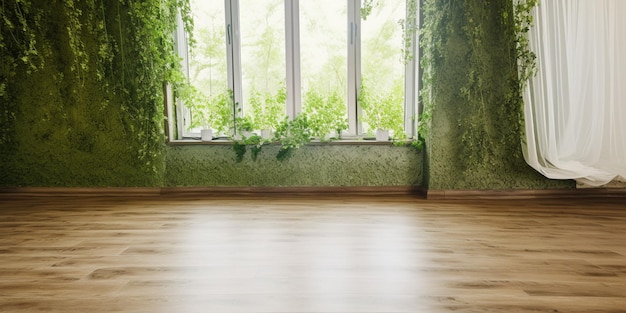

[232,115,256,161]
[232,133,266,162]
[359,81,404,141]
[187,88,233,141]
[235,115,255,139]
[249,86,285,140]
[274,113,312,161]
[231,85,286,161]
[303,90,348,141]
[232,115,277,162]
[196,106,220,142]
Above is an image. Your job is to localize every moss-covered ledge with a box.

[165,144,423,187]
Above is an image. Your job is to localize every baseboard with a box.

[0,187,162,198]
[425,188,626,200]
[0,186,424,198]
[2,186,624,200]
[160,186,424,197]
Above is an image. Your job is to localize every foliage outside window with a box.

[175,0,420,145]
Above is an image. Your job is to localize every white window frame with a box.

[171,0,420,141]
[174,11,192,139]
[285,0,301,118]
[404,0,419,137]
[226,0,242,119]
[348,0,361,135]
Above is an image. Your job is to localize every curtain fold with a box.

[523,0,626,186]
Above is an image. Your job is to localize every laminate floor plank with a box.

[0,196,625,312]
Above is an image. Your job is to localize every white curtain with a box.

[523,0,626,186]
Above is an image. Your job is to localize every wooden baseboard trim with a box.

[0,186,424,198]
[2,187,624,200]
[425,188,626,200]
[160,186,424,197]
[0,187,162,198]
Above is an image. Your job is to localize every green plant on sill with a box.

[390,106,431,151]
[387,127,424,151]
[231,86,288,162]
[329,118,349,141]
[411,137,424,150]
[232,133,266,162]
[235,115,255,133]
[232,115,262,162]
[303,90,348,141]
[186,88,233,135]
[232,141,247,162]
[233,110,287,162]
[359,79,404,137]
[412,105,431,152]
[249,86,285,132]
[247,134,265,161]
[274,114,312,162]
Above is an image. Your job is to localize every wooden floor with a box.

[1,195,625,313]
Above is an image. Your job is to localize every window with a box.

[172,0,419,141]
[239,0,287,133]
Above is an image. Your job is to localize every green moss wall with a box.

[0,0,166,187]
[422,0,574,190]
[166,144,422,187]
[0,65,164,187]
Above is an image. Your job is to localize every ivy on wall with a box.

[417,0,445,145]
[417,0,567,190]
[420,0,538,169]
[0,0,193,186]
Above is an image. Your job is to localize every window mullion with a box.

[175,12,190,139]
[226,0,243,129]
[285,0,301,119]
[404,0,419,138]
[348,0,360,135]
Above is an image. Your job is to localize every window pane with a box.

[360,0,405,136]
[188,0,231,134]
[300,0,348,138]
[239,0,286,131]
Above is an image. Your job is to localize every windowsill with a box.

[167,138,407,146]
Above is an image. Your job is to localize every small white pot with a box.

[261,129,273,140]
[375,129,389,142]
[200,129,213,142]
[327,130,338,140]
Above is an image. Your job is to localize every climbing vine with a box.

[509,0,538,90]
[115,0,192,169]
[460,0,538,168]
[503,0,538,148]
[419,0,538,169]
[0,0,193,181]
[1,0,46,144]
[460,0,492,166]
[418,0,449,144]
